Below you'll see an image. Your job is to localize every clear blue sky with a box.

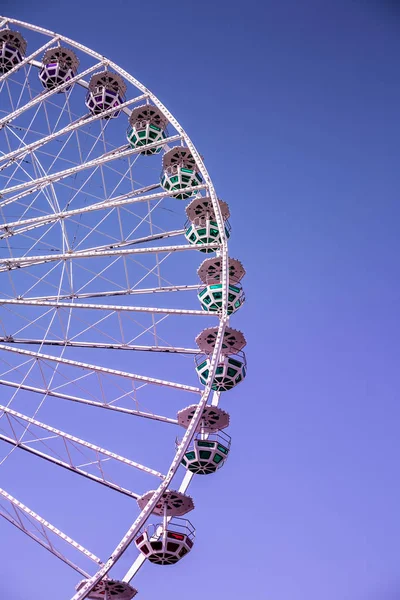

[1,1,400,599]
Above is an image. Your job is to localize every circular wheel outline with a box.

[0,15,231,599]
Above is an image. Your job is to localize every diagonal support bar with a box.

[0,184,207,237]
[0,93,148,167]
[0,486,103,573]
[0,243,219,272]
[0,344,201,392]
[0,338,201,354]
[0,134,181,201]
[0,61,104,129]
[0,297,209,316]
[0,404,165,479]
[0,378,178,424]
[0,432,140,499]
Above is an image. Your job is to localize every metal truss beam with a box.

[0,338,200,354]
[0,93,148,168]
[0,243,219,272]
[0,17,232,600]
[0,487,102,576]
[24,284,203,301]
[0,378,178,425]
[70,230,185,255]
[0,61,104,129]
[1,508,90,577]
[0,182,162,237]
[0,404,164,478]
[0,432,140,499]
[0,297,210,317]
[0,344,201,393]
[0,134,182,204]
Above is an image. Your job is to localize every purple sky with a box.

[1,1,400,599]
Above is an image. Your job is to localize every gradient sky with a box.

[1,1,400,599]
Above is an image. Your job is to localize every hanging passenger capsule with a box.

[85,71,127,118]
[127,104,167,154]
[185,220,231,253]
[197,281,245,314]
[160,146,202,199]
[184,196,230,252]
[76,579,137,599]
[179,430,231,474]
[195,351,247,391]
[135,518,195,565]
[194,327,247,391]
[197,250,245,313]
[39,46,79,92]
[0,28,27,73]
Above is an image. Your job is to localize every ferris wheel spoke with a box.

[0,344,202,392]
[67,211,165,254]
[71,229,186,255]
[0,94,149,168]
[0,356,178,420]
[23,284,202,301]
[0,431,142,499]
[0,379,178,424]
[72,317,229,599]
[0,338,201,353]
[0,133,182,202]
[12,253,177,300]
[0,17,238,598]
[0,297,211,317]
[0,61,104,129]
[0,487,103,576]
[2,128,71,247]
[0,243,219,273]
[0,183,166,237]
[0,404,165,479]
[1,221,184,253]
[0,308,201,353]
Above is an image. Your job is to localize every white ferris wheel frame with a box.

[0,15,231,600]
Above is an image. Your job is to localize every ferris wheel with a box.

[0,16,247,600]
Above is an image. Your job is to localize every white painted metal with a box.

[0,404,165,478]
[123,392,219,582]
[0,61,104,127]
[0,297,211,316]
[0,487,103,574]
[0,432,141,499]
[0,506,91,577]
[0,93,148,167]
[0,134,182,201]
[0,243,218,273]
[0,185,207,238]
[0,344,202,392]
[0,337,201,353]
[0,16,232,600]
[0,378,178,424]
[25,284,203,301]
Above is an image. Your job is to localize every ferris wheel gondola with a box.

[0,15,247,600]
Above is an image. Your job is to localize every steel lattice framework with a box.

[0,15,242,600]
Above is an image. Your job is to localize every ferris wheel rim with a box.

[0,15,232,600]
